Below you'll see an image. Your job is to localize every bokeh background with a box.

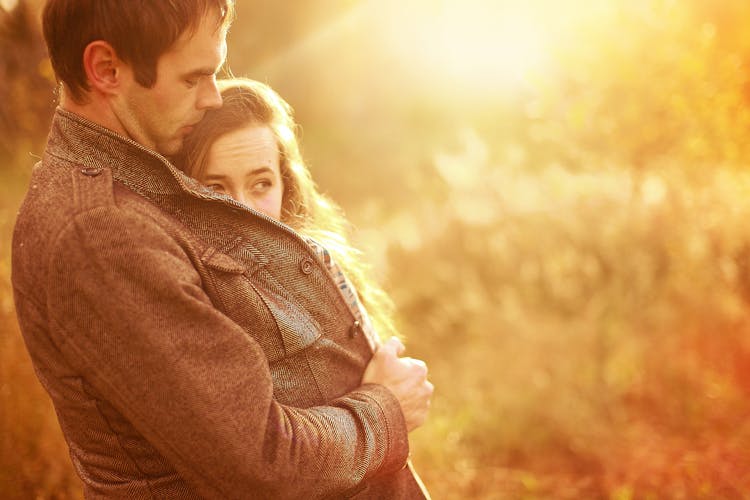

[3,0,750,498]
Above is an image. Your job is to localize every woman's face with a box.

[200,125,284,220]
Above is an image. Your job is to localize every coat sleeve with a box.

[44,203,409,499]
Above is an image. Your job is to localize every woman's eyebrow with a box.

[203,167,274,182]
[202,173,228,181]
[247,167,272,175]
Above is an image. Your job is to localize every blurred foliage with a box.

[0,0,55,165]
[4,0,750,498]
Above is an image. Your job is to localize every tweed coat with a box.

[11,108,428,499]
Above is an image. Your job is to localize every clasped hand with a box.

[362,337,434,432]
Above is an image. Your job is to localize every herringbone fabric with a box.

[11,108,428,499]
[306,238,381,352]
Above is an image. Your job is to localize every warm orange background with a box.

[3,0,750,498]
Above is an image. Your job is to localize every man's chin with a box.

[156,138,184,158]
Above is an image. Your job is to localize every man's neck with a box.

[60,91,130,142]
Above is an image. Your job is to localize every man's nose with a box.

[197,77,222,110]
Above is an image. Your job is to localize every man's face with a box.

[113,12,227,156]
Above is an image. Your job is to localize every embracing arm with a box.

[44,205,409,499]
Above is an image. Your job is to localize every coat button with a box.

[300,257,315,274]
[81,167,102,177]
[349,320,361,338]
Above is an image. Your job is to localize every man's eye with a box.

[185,78,198,88]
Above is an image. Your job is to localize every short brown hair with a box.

[42,0,234,103]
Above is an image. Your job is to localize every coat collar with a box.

[45,107,212,199]
[44,107,303,240]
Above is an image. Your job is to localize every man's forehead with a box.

[172,9,228,49]
[161,14,228,70]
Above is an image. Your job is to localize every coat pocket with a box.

[200,244,322,364]
[246,270,323,362]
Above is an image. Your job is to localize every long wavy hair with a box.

[175,77,395,339]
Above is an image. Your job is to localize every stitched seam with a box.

[267,272,322,333]
[245,278,325,401]
[90,396,158,498]
[245,278,322,352]
[45,313,231,498]
[43,210,230,498]
[302,345,326,404]
[12,286,44,321]
[203,269,230,314]
[258,271,323,334]
[357,390,392,475]
[13,288,157,495]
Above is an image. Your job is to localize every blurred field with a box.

[4,0,750,498]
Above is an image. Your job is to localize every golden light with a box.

[248,0,592,97]
[0,0,18,12]
[371,0,566,92]
[430,5,550,88]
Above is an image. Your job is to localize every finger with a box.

[383,336,405,357]
[400,358,427,381]
[408,358,427,373]
[392,337,406,356]
[376,337,400,358]
[425,380,434,395]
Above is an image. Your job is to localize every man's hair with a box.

[42,0,234,103]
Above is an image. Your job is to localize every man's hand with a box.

[362,337,434,432]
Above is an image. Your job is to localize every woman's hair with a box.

[175,78,396,339]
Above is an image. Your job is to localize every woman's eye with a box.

[206,184,225,194]
[184,78,198,88]
[251,180,272,193]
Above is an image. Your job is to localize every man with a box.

[11,1,433,498]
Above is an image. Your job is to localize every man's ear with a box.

[82,41,125,95]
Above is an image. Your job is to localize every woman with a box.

[176,78,393,352]
[174,78,431,498]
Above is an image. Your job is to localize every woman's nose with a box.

[230,189,248,206]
